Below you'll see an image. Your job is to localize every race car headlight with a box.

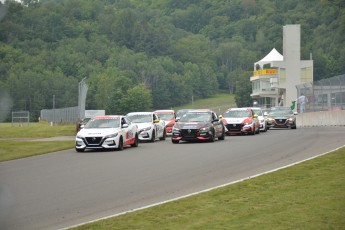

[288,118,294,122]
[104,133,118,139]
[140,126,152,132]
[260,119,265,123]
[244,121,253,125]
[76,135,83,139]
[172,127,180,132]
[200,126,211,132]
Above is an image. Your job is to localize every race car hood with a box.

[163,120,175,126]
[135,122,154,130]
[223,117,252,124]
[77,128,120,137]
[175,122,210,129]
[268,114,294,119]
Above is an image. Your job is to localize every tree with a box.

[0,81,13,122]
[117,83,153,114]
[235,71,253,107]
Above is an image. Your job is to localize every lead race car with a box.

[266,106,297,129]
[171,109,225,143]
[75,115,139,152]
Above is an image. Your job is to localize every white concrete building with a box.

[250,24,313,109]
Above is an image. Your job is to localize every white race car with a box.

[75,115,139,152]
[248,107,268,132]
[126,112,166,142]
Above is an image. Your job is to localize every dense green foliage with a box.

[0,0,344,121]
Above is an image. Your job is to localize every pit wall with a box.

[296,110,345,127]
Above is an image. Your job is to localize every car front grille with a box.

[274,119,287,125]
[226,124,244,132]
[181,129,198,138]
[85,137,103,145]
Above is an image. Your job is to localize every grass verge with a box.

[72,147,345,230]
[0,122,75,138]
[0,122,75,162]
[0,141,75,162]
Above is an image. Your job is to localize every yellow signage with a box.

[253,69,277,76]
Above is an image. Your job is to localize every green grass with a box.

[73,147,345,230]
[0,122,75,162]
[172,93,236,115]
[0,122,76,138]
[0,141,75,162]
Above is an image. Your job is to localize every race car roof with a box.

[154,110,175,114]
[93,115,122,119]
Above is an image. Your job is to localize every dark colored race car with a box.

[171,109,225,144]
[266,106,297,129]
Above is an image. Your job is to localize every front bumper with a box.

[267,119,295,128]
[225,123,254,135]
[172,129,213,141]
[166,126,173,135]
[75,136,118,150]
[259,121,266,131]
[138,130,153,140]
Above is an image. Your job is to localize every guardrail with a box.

[296,110,345,127]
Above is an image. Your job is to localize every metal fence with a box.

[12,111,30,126]
[40,106,79,124]
[296,74,345,112]
[40,78,88,124]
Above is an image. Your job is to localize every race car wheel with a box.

[131,134,139,147]
[172,139,179,144]
[256,126,260,134]
[218,128,225,140]
[251,127,255,135]
[291,125,297,129]
[76,148,85,152]
[159,128,166,141]
[262,124,268,132]
[209,130,216,142]
[150,131,156,142]
[117,137,124,151]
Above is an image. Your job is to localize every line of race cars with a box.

[75,106,297,152]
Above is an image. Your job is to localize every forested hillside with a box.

[0,0,344,121]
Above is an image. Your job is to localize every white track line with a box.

[62,145,345,230]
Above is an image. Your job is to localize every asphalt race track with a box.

[1,126,345,230]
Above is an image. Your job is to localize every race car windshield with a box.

[157,113,174,120]
[252,109,263,116]
[85,119,120,128]
[224,110,251,118]
[127,114,152,123]
[176,110,191,118]
[180,112,211,122]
